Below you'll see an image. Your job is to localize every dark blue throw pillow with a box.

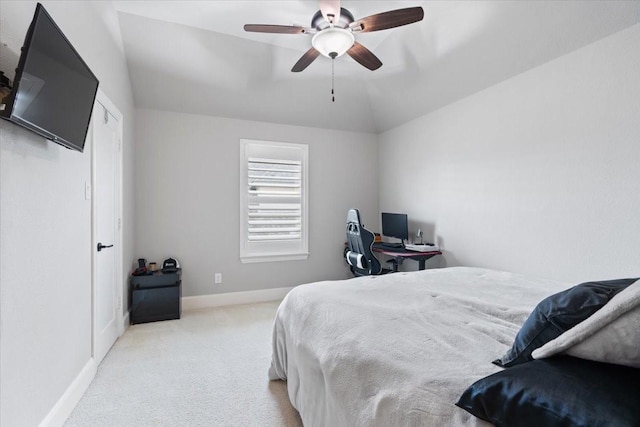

[493,278,637,367]
[456,356,640,427]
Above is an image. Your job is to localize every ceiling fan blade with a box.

[244,24,310,34]
[346,42,382,71]
[292,48,321,72]
[350,7,424,33]
[319,0,341,25]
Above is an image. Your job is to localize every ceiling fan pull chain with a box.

[331,57,335,102]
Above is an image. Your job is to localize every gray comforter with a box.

[269,267,568,426]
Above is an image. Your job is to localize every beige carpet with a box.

[65,301,303,426]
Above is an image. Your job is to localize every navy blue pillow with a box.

[456,356,640,427]
[493,278,637,367]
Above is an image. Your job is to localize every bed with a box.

[268,266,640,426]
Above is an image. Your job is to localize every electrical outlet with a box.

[214,273,222,284]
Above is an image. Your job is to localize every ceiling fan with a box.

[244,1,425,73]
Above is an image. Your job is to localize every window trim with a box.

[239,139,309,263]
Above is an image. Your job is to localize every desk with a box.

[372,243,441,272]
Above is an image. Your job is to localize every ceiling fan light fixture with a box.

[311,27,354,58]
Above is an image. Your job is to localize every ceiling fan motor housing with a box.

[311,7,354,30]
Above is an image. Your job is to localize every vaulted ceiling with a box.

[114,1,640,133]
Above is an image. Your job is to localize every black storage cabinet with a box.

[130,269,181,324]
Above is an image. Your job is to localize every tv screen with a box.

[0,3,99,152]
[381,212,409,242]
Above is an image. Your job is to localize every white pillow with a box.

[532,279,640,368]
[564,306,640,367]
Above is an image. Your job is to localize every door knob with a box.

[97,242,114,252]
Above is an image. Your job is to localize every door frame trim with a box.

[91,89,125,362]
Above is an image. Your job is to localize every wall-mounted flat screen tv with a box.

[0,3,99,152]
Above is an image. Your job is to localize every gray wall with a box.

[378,24,640,282]
[0,1,135,425]
[134,109,379,296]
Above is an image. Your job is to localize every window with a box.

[240,139,309,263]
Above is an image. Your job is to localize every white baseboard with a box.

[39,357,97,427]
[182,286,294,312]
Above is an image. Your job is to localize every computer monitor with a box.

[381,212,409,243]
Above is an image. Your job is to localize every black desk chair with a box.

[345,208,384,276]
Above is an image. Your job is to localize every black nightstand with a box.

[130,269,181,324]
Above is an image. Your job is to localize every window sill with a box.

[240,252,309,264]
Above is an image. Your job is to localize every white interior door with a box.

[93,94,122,365]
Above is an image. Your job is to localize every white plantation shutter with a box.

[240,140,308,263]
[248,158,301,241]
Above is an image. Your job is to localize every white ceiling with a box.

[114,1,640,133]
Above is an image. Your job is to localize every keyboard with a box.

[381,242,403,249]
[405,243,439,252]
